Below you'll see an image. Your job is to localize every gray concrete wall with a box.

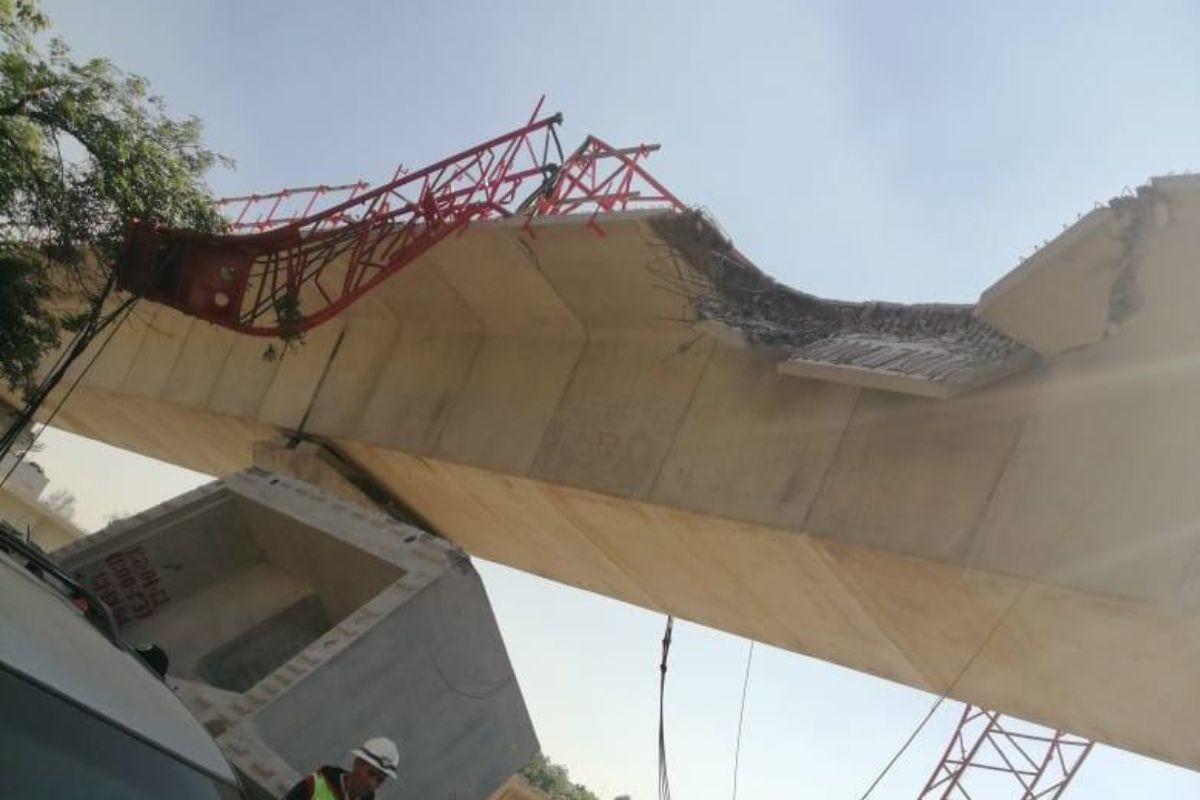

[254,564,534,800]
[56,471,537,798]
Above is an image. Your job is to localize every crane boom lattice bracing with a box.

[919,704,1093,799]
[117,101,684,338]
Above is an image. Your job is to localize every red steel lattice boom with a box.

[217,181,372,234]
[918,704,1093,800]
[118,102,686,337]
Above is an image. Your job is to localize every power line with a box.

[731,640,754,800]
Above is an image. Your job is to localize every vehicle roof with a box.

[0,548,239,785]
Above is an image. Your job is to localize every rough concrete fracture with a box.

[654,212,1038,397]
[11,176,1200,771]
[54,470,537,799]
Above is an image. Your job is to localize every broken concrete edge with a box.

[788,332,1038,395]
[975,180,1175,356]
[779,357,955,399]
[976,205,1117,317]
[664,178,1197,395]
[651,211,1039,398]
[692,318,747,349]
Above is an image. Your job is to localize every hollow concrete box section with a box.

[54,468,538,799]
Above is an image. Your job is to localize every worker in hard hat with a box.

[283,736,400,800]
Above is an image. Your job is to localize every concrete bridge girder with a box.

[14,179,1200,771]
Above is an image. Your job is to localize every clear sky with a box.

[29,1,1200,797]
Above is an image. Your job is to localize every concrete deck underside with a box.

[18,178,1200,771]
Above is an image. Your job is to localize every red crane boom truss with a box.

[118,104,685,337]
[918,704,1093,799]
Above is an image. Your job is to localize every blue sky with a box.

[32,1,1200,797]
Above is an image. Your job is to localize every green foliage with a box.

[520,753,616,800]
[0,0,225,395]
[0,248,57,390]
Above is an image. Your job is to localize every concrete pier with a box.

[54,469,537,799]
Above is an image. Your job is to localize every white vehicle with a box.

[0,522,245,798]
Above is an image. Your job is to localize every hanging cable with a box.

[658,615,674,800]
[0,294,138,491]
[0,270,120,465]
[0,321,89,458]
[855,583,1031,799]
[855,694,948,800]
[731,640,755,800]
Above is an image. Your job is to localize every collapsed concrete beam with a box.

[12,177,1200,771]
[651,211,1037,397]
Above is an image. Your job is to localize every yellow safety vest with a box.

[310,772,342,800]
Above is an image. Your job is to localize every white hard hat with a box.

[352,736,399,779]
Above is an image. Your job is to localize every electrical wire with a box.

[731,640,754,800]
[658,615,674,800]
